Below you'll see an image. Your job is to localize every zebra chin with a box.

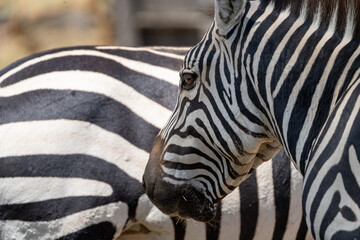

[143,178,216,222]
[143,136,217,222]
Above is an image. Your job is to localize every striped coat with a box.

[0,46,310,239]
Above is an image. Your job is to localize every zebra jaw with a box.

[143,175,217,222]
[177,185,216,222]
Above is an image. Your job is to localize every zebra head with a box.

[143,0,282,222]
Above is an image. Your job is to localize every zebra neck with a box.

[239,0,360,174]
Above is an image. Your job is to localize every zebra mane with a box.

[265,0,360,39]
[208,0,359,40]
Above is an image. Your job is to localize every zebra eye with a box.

[181,73,197,90]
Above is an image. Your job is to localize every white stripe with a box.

[312,99,360,239]
[133,194,175,240]
[295,35,352,164]
[219,189,241,240]
[252,160,276,240]
[320,146,360,239]
[165,134,224,171]
[305,87,360,232]
[316,173,359,239]
[305,82,360,182]
[273,18,320,98]
[265,14,306,147]
[95,46,187,60]
[184,220,206,240]
[331,45,360,108]
[242,3,275,88]
[347,68,360,92]
[349,145,360,186]
[344,1,356,39]
[161,166,219,199]
[162,177,186,186]
[235,3,276,135]
[305,231,313,240]
[163,151,231,197]
[0,120,148,182]
[234,0,261,79]
[0,202,128,240]
[282,24,334,164]
[253,6,291,90]
[282,161,306,240]
[248,7,292,149]
[0,49,179,86]
[0,177,112,205]
[0,71,172,129]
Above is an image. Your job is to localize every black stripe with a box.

[206,201,222,240]
[238,5,274,130]
[239,173,258,239]
[296,216,309,240]
[273,23,325,159]
[96,48,184,71]
[0,46,96,77]
[331,226,360,239]
[57,221,116,240]
[197,24,214,75]
[152,47,188,55]
[319,191,341,239]
[288,32,342,172]
[232,2,272,131]
[271,150,291,240]
[0,90,159,152]
[299,39,360,173]
[239,0,269,98]
[271,17,312,126]
[0,154,143,221]
[168,95,194,140]
[337,53,360,102]
[257,13,297,133]
[269,18,311,93]
[215,55,268,138]
[304,83,360,236]
[274,22,326,123]
[171,217,186,240]
[201,86,255,164]
[163,160,227,197]
[164,140,236,192]
[170,93,245,169]
[0,54,178,111]
[165,144,223,173]
[204,45,216,86]
[185,44,197,69]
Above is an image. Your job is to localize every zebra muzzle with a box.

[143,135,216,222]
[176,185,216,222]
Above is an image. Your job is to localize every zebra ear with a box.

[215,0,245,34]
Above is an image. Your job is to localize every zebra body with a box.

[142,0,360,239]
[0,46,309,239]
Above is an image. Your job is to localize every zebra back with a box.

[0,45,185,239]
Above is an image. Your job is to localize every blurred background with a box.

[0,0,213,69]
